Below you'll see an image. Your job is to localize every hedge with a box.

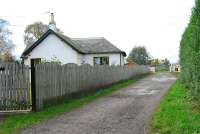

[180,0,200,97]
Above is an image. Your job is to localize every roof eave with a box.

[84,51,127,56]
[21,29,127,58]
[121,51,127,57]
[21,29,85,58]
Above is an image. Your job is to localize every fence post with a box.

[31,59,37,112]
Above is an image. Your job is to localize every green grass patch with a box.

[0,76,145,134]
[170,72,179,78]
[150,80,200,134]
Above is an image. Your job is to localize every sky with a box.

[0,0,195,63]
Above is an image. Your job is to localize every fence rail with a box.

[35,63,150,110]
[0,62,31,111]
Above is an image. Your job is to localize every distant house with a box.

[170,64,180,72]
[21,14,126,66]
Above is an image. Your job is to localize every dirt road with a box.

[17,73,176,134]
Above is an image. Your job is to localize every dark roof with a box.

[71,38,125,54]
[21,29,126,57]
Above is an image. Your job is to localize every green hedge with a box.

[180,0,200,97]
[155,65,169,72]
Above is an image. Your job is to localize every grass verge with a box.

[0,75,147,134]
[150,80,200,134]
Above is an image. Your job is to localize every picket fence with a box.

[34,63,150,110]
[0,62,30,111]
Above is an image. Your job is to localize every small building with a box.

[21,13,126,66]
[170,64,180,72]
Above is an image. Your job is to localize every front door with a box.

[30,58,41,111]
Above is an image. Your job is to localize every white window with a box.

[94,57,109,65]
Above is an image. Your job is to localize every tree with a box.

[150,58,159,66]
[163,58,170,67]
[0,19,15,61]
[1,51,15,62]
[127,46,150,65]
[24,22,48,46]
[24,22,62,46]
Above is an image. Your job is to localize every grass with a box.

[0,76,146,134]
[170,72,179,78]
[150,80,200,134]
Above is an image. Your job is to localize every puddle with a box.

[127,87,159,96]
[135,89,158,95]
[151,76,176,82]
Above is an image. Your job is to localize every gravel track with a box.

[17,73,176,134]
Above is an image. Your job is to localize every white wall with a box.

[24,34,81,66]
[83,53,125,66]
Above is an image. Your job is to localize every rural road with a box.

[17,73,176,134]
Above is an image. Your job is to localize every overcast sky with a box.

[0,0,195,63]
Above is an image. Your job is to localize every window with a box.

[94,57,109,65]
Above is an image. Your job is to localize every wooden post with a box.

[31,59,37,112]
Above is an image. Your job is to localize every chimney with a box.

[49,13,57,31]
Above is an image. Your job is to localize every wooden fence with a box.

[34,63,150,110]
[0,62,31,111]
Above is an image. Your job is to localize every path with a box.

[17,73,176,134]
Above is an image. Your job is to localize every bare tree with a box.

[24,22,62,47]
[0,19,15,61]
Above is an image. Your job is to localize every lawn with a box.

[150,80,200,134]
[0,76,144,134]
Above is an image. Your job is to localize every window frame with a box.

[93,56,109,66]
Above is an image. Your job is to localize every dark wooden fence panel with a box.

[35,63,150,111]
[0,62,31,111]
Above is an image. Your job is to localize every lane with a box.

[17,73,176,134]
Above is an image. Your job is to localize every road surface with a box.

[17,73,176,134]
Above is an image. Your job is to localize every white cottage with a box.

[21,13,126,66]
[21,29,126,66]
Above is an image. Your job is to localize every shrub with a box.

[180,0,200,97]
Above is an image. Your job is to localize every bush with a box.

[155,65,169,72]
[180,0,200,97]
